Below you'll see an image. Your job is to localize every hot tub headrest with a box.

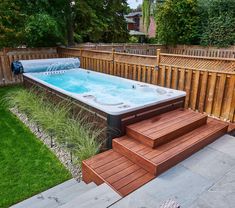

[11,58,80,75]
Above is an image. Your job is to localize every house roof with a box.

[125,17,135,24]
[129,30,146,36]
[126,12,142,18]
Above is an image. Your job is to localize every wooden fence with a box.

[0,47,234,122]
[0,48,58,86]
[78,44,235,58]
[58,47,235,123]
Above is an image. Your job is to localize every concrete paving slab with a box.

[180,147,235,181]
[189,166,235,208]
[110,164,213,208]
[208,134,235,159]
[189,189,235,208]
[209,165,235,193]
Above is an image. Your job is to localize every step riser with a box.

[113,140,157,175]
[114,124,228,176]
[82,162,104,185]
[156,126,228,176]
[127,116,207,148]
[154,116,208,147]
[127,128,154,147]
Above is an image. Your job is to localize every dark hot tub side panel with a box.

[23,75,185,148]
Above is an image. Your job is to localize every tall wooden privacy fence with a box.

[58,47,235,123]
[0,48,58,85]
[0,47,234,122]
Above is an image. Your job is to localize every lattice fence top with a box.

[161,53,235,72]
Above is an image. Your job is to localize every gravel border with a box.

[10,107,82,181]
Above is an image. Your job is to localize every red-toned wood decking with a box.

[82,150,154,196]
[82,108,229,197]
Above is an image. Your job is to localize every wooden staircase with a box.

[82,109,229,196]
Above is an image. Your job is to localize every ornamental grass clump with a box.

[3,88,101,164]
[64,118,101,164]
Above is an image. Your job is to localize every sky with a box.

[127,0,142,9]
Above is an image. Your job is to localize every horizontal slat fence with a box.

[77,44,165,55]
[58,47,235,122]
[77,44,235,58]
[0,48,58,86]
[166,45,235,58]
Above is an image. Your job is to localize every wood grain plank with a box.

[190,70,200,110]
[205,72,217,115]
[100,160,133,179]
[112,168,147,190]
[184,69,193,108]
[213,74,227,118]
[118,173,154,196]
[198,71,208,113]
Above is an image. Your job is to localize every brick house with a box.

[125,12,156,38]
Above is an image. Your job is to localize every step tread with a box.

[83,150,154,196]
[31,181,95,208]
[127,109,207,147]
[10,179,78,208]
[59,183,121,208]
[114,119,228,175]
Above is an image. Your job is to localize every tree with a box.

[25,13,64,47]
[154,0,200,45]
[142,0,154,31]
[0,0,26,48]
[142,0,164,31]
[102,0,129,43]
[200,0,235,47]
[0,0,129,48]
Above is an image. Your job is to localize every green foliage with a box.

[142,0,152,31]
[149,0,235,47]
[147,37,159,43]
[0,86,71,208]
[155,0,200,45]
[199,0,235,47]
[102,0,130,43]
[25,13,64,47]
[0,0,26,48]
[4,88,102,164]
[0,0,129,47]
[129,36,139,43]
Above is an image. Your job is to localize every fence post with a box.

[156,49,161,69]
[2,48,12,84]
[80,47,83,68]
[111,48,115,75]
[123,44,126,53]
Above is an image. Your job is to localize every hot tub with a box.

[24,68,185,115]
[20,59,186,147]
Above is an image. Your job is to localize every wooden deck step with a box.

[82,150,155,196]
[127,109,208,148]
[113,119,228,175]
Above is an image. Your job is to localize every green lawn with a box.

[0,86,71,208]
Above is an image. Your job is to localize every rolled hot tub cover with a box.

[11,58,80,74]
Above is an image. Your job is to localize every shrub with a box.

[129,36,139,43]
[155,0,200,45]
[199,0,235,47]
